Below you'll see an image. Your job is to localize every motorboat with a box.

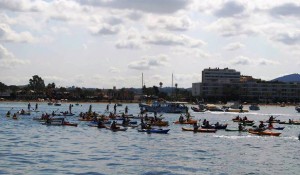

[249,104,260,110]
[139,101,188,113]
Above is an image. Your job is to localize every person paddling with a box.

[193,122,199,132]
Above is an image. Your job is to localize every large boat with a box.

[249,104,260,110]
[139,101,188,113]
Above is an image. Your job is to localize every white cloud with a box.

[207,18,258,37]
[115,39,143,49]
[143,32,206,47]
[269,3,300,18]
[109,67,121,73]
[0,44,30,68]
[230,56,278,66]
[171,47,211,58]
[0,23,38,43]
[128,54,169,70]
[77,0,190,14]
[147,15,193,31]
[90,24,122,35]
[214,1,246,17]
[223,42,245,51]
[0,0,47,12]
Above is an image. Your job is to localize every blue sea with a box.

[0,102,300,175]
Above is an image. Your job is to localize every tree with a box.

[28,75,45,93]
[0,82,7,93]
[159,82,163,88]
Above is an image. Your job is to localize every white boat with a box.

[139,101,188,113]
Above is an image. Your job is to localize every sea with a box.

[0,102,299,175]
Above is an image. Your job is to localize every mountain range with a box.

[272,73,300,83]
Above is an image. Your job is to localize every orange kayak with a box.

[182,127,217,133]
[248,130,281,136]
[174,120,197,125]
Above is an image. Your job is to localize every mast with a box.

[172,73,173,100]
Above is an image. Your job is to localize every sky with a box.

[0,0,300,89]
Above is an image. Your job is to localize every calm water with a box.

[0,102,300,175]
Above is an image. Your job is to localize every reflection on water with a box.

[0,102,300,174]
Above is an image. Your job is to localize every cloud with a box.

[109,67,121,73]
[269,3,300,18]
[128,54,169,70]
[147,15,193,31]
[171,47,211,58]
[214,1,245,17]
[272,30,300,45]
[0,23,38,43]
[143,33,206,47]
[230,56,278,66]
[0,44,30,68]
[223,42,245,51]
[115,39,143,49]
[0,0,47,12]
[90,24,122,35]
[77,0,190,14]
[207,18,258,37]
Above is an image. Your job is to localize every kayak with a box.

[78,118,94,121]
[174,120,197,125]
[138,129,170,134]
[63,122,78,127]
[248,130,281,136]
[279,121,300,125]
[267,127,285,130]
[232,119,254,123]
[182,127,217,133]
[201,124,227,129]
[225,128,247,132]
[108,128,127,132]
[150,121,169,127]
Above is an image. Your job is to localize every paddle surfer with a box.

[28,103,31,110]
[35,103,38,111]
[193,122,199,131]
[125,106,128,114]
[106,104,109,111]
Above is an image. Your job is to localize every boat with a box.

[174,120,197,125]
[191,106,206,112]
[205,104,224,112]
[296,106,300,112]
[201,124,228,130]
[42,120,78,127]
[279,121,300,125]
[54,102,62,106]
[107,127,127,132]
[248,129,281,136]
[17,110,31,115]
[138,129,170,134]
[181,127,217,133]
[267,126,285,130]
[225,128,247,132]
[249,104,260,110]
[148,120,169,127]
[47,102,53,105]
[139,101,188,113]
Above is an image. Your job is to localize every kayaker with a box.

[12,113,17,119]
[243,116,248,121]
[179,114,184,123]
[154,111,157,121]
[269,116,274,122]
[97,120,106,128]
[140,119,146,129]
[202,119,207,126]
[193,122,199,131]
[186,112,191,121]
[268,122,273,129]
[145,114,149,121]
[6,111,10,116]
[259,121,265,129]
[110,121,117,129]
[238,123,244,131]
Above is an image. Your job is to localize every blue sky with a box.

[0,0,300,88]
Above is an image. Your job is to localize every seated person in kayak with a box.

[97,120,106,128]
[179,114,184,123]
[238,123,244,131]
[110,121,119,129]
[268,122,273,128]
[215,122,220,127]
[6,110,11,116]
[258,121,265,131]
[193,122,199,131]
[269,115,274,122]
[243,116,248,121]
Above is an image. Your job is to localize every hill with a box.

[272,73,300,83]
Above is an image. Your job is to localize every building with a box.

[192,68,300,102]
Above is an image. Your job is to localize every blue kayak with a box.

[138,129,170,134]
